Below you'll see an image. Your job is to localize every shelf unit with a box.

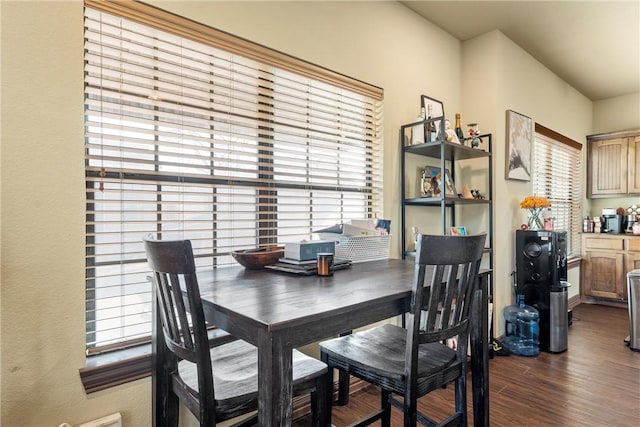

[399,119,493,271]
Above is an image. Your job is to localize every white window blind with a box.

[84,5,383,353]
[532,125,582,256]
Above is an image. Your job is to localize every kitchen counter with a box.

[581,232,640,238]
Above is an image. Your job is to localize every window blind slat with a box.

[532,131,582,256]
[84,4,383,352]
[84,1,383,101]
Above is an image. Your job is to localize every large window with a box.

[84,2,383,354]
[532,124,582,256]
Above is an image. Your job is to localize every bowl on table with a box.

[231,246,285,269]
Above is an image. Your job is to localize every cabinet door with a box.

[582,250,625,300]
[588,138,628,196]
[627,135,640,194]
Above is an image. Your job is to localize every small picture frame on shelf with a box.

[424,165,457,197]
[450,226,467,236]
[421,95,445,141]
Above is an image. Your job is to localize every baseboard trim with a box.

[580,296,628,309]
[568,294,581,310]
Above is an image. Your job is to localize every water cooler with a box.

[516,230,569,353]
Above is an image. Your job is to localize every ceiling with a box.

[400,1,640,101]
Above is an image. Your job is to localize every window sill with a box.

[80,328,236,393]
[80,344,152,394]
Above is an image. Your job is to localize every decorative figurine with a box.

[444,119,461,144]
[471,189,485,200]
[462,186,485,199]
[467,123,482,149]
[462,185,474,199]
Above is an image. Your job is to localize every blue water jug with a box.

[514,308,540,356]
[503,294,540,356]
[504,294,525,338]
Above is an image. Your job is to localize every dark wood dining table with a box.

[152,258,491,426]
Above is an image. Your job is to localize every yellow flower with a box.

[520,195,551,209]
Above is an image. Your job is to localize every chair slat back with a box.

[143,238,215,404]
[408,234,486,348]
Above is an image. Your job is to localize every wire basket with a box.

[334,235,391,263]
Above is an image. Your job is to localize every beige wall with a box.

[1,1,148,425]
[593,92,640,134]
[588,93,640,216]
[1,1,635,426]
[460,30,594,334]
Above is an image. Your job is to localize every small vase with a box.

[527,208,544,230]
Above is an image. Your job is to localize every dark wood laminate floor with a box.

[294,303,640,426]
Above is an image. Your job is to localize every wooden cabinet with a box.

[587,130,640,197]
[581,234,640,302]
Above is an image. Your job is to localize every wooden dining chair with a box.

[143,238,330,426]
[319,233,486,427]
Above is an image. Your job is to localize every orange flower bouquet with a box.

[520,195,551,209]
[520,196,550,230]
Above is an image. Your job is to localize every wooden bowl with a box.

[231,246,284,269]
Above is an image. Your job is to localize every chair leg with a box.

[381,389,392,427]
[455,373,468,427]
[336,331,353,406]
[310,389,320,427]
[402,393,418,427]
[337,370,350,405]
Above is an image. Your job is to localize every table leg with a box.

[470,273,490,427]
[258,333,294,425]
[317,368,333,427]
[152,288,178,427]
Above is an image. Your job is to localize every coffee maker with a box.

[602,214,624,234]
[601,208,624,234]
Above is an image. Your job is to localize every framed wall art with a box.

[505,109,533,181]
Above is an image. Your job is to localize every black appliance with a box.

[515,230,568,353]
[602,214,624,234]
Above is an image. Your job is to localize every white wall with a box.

[2,1,634,425]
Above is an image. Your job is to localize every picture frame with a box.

[421,95,445,142]
[424,165,458,197]
[450,226,467,236]
[505,109,533,181]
